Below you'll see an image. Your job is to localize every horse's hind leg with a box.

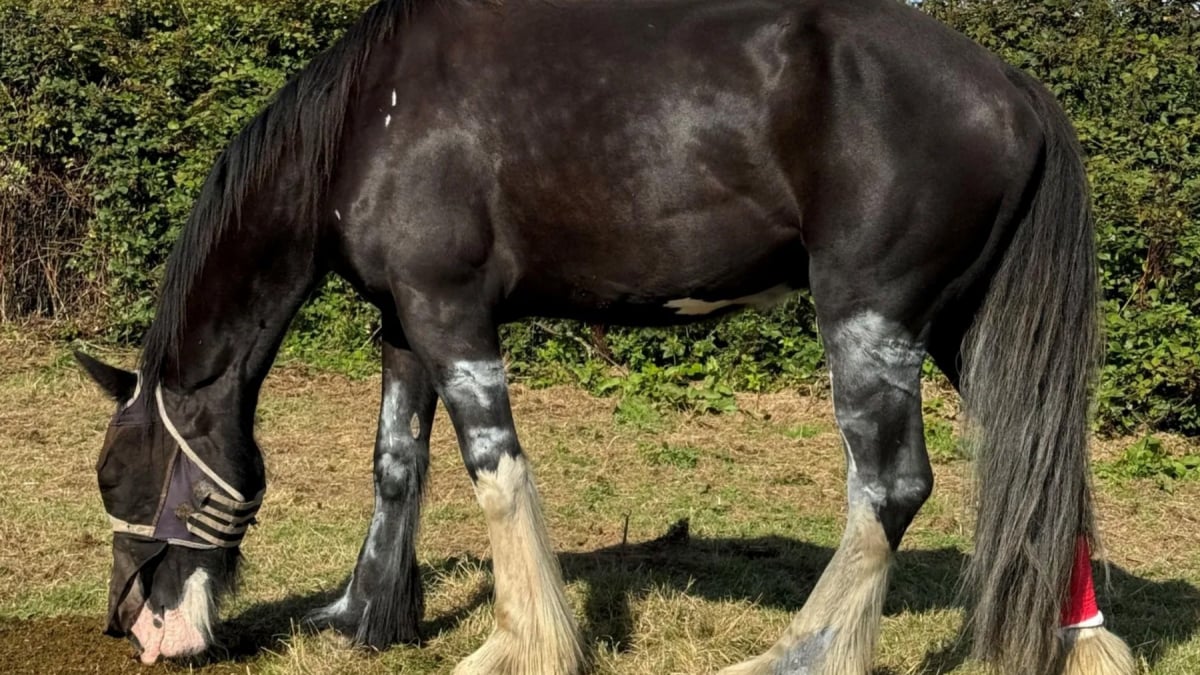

[720,308,931,675]
[306,323,436,647]
[398,301,582,675]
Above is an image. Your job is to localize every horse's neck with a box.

[159,213,323,402]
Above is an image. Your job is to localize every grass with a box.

[1,330,1199,673]
[922,396,967,465]
[637,442,701,469]
[781,423,826,440]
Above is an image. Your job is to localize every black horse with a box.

[75,0,1135,672]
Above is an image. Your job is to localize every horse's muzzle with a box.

[104,535,168,637]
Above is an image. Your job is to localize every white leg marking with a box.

[721,323,905,674]
[385,114,392,128]
[719,508,890,675]
[455,454,582,675]
[465,426,516,461]
[392,89,397,107]
[378,453,409,486]
[826,311,925,396]
[379,379,408,448]
[334,209,342,221]
[445,360,507,409]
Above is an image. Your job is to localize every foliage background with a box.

[0,0,1196,434]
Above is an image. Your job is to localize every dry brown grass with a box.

[1,332,1198,674]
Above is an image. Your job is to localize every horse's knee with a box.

[375,446,423,501]
[461,424,522,482]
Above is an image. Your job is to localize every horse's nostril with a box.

[128,633,143,657]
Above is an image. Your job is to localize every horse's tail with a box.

[960,75,1133,674]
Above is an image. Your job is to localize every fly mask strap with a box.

[153,386,263,548]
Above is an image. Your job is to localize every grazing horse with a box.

[75,0,1136,672]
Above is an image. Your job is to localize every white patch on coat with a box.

[466,426,515,460]
[444,360,506,409]
[391,90,397,107]
[826,311,924,396]
[384,114,392,128]
[826,312,924,509]
[377,453,408,486]
[333,209,341,221]
[664,285,795,316]
[379,380,407,448]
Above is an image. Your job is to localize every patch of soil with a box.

[0,616,249,674]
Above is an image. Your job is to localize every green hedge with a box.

[1,0,1196,434]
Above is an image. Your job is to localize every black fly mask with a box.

[98,384,262,636]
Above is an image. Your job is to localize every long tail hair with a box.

[960,72,1100,673]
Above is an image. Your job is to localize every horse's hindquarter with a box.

[333,0,1041,325]
[792,0,1044,323]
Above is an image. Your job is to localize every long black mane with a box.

[139,0,415,387]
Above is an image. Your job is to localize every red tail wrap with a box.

[1061,536,1101,627]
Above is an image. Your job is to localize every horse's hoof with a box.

[305,596,422,650]
[304,598,362,640]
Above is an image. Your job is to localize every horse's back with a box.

[333,0,1045,326]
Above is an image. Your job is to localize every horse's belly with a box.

[500,224,808,325]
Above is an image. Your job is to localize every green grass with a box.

[613,396,663,431]
[922,396,966,465]
[781,423,826,440]
[1096,435,1200,491]
[637,442,701,469]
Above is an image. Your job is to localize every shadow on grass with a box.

[208,569,492,665]
[208,587,339,663]
[212,521,1199,673]
[560,521,1200,673]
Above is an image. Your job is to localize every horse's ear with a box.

[74,351,138,402]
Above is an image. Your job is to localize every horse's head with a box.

[76,352,260,664]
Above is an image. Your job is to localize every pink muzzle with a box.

[129,603,209,664]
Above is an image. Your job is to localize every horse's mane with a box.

[139,0,417,387]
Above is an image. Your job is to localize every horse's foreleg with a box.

[720,311,931,675]
[419,339,581,675]
[306,329,435,647]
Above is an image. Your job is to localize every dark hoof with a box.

[304,599,362,638]
[304,597,421,649]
